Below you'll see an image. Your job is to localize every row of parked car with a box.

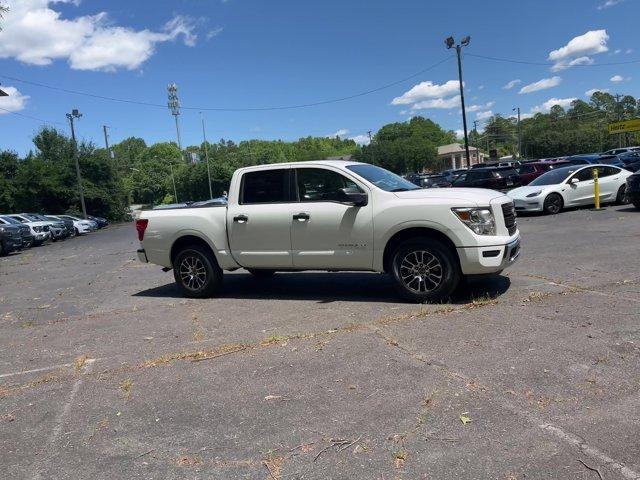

[0,213,109,256]
[403,146,640,215]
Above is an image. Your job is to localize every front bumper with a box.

[2,237,23,252]
[457,235,521,275]
[513,198,543,212]
[137,248,149,263]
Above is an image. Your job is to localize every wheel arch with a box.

[170,234,218,267]
[382,227,459,273]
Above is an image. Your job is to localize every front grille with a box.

[501,202,517,235]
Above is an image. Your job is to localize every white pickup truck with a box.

[136,161,520,302]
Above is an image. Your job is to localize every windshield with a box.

[346,164,420,192]
[0,216,21,225]
[529,167,577,186]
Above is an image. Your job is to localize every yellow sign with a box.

[608,118,640,135]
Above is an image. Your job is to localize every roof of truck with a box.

[238,160,367,172]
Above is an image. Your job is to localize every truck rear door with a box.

[227,167,294,268]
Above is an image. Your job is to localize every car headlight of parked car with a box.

[526,190,543,198]
[451,207,496,236]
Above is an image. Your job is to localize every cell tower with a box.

[167,83,183,153]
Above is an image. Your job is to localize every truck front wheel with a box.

[173,245,223,298]
[390,238,460,303]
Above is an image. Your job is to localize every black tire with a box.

[0,241,6,257]
[543,193,563,215]
[247,269,276,278]
[390,238,460,303]
[75,227,80,236]
[615,184,628,205]
[633,200,640,209]
[173,245,223,298]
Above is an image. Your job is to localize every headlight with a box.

[526,190,543,198]
[452,207,496,235]
[33,226,43,232]
[0,227,5,233]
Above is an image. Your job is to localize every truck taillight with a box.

[135,219,149,241]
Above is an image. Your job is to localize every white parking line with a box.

[540,424,640,480]
[0,362,74,379]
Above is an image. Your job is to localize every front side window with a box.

[296,168,362,202]
[240,169,289,204]
[573,168,594,182]
[518,165,535,174]
[346,164,420,192]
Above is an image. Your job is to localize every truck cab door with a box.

[227,167,294,268]
[290,167,374,270]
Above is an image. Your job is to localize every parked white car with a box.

[54,215,95,234]
[507,164,631,214]
[4,214,51,245]
[136,161,521,302]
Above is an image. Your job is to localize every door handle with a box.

[233,214,248,223]
[293,212,310,221]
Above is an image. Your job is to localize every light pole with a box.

[513,107,521,158]
[66,109,87,219]
[200,112,213,199]
[167,83,183,156]
[445,35,471,168]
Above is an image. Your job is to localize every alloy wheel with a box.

[399,250,443,293]
[179,255,207,291]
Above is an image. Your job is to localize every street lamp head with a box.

[461,36,471,46]
[445,36,455,49]
[71,108,82,118]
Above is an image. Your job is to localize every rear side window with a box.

[240,169,289,204]
[518,165,535,174]
[600,166,619,177]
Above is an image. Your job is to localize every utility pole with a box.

[200,112,213,200]
[367,130,375,165]
[102,125,112,158]
[513,107,521,158]
[445,36,471,167]
[613,94,624,148]
[66,109,87,219]
[167,83,183,157]
[472,120,480,164]
[169,163,178,203]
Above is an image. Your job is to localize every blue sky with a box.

[0,0,638,155]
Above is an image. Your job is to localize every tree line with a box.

[1,91,638,219]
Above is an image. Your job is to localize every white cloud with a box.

[477,85,485,90]
[465,101,494,113]
[0,86,29,113]
[411,95,461,110]
[503,79,521,90]
[598,0,624,9]
[330,129,349,138]
[614,49,622,54]
[349,134,370,146]
[551,56,594,72]
[610,74,629,82]
[207,27,224,40]
[585,88,609,97]
[531,97,577,113]
[0,1,199,71]
[454,129,464,139]
[391,80,460,105]
[626,48,633,54]
[547,30,609,71]
[519,76,562,94]
[476,110,493,120]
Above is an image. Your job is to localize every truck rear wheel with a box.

[390,238,460,303]
[173,245,223,298]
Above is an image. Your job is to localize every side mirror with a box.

[570,177,579,185]
[339,188,368,206]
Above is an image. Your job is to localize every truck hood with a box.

[394,188,507,206]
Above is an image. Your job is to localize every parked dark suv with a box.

[0,223,23,256]
[451,166,522,191]
[626,171,640,209]
[0,215,34,248]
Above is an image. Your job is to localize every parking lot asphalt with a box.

[1,205,639,480]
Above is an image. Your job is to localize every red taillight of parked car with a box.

[135,219,148,241]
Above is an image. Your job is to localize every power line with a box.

[466,52,640,67]
[0,56,453,112]
[0,106,66,126]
